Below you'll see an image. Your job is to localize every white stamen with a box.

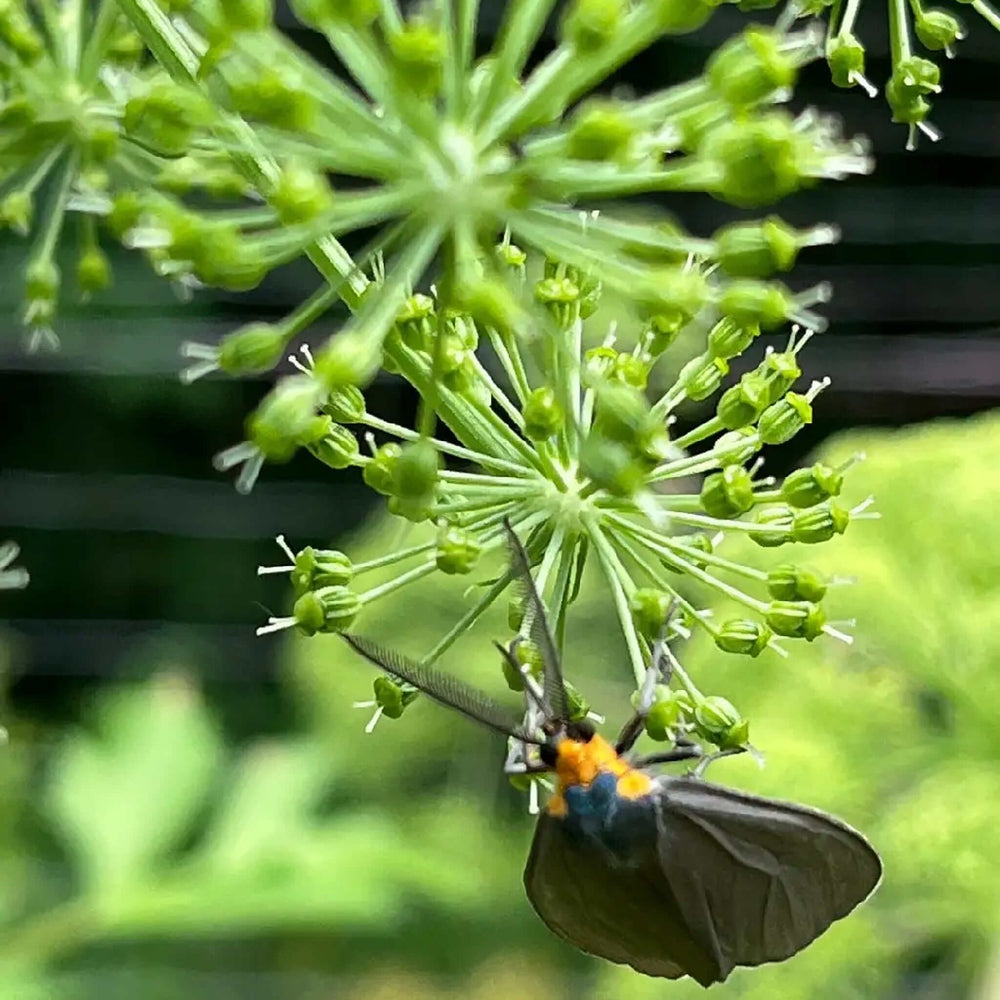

[256,616,296,636]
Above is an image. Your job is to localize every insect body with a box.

[343,521,881,986]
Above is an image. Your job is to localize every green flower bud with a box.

[452,279,522,339]
[389,20,445,97]
[579,435,645,497]
[678,352,728,401]
[436,525,481,575]
[229,67,317,131]
[707,317,760,359]
[568,98,634,161]
[630,588,673,640]
[363,442,401,495]
[292,585,361,635]
[373,675,418,719]
[643,313,682,356]
[495,241,527,270]
[308,423,360,470]
[219,0,272,32]
[717,372,770,429]
[584,346,618,382]
[535,275,581,329]
[758,391,813,445]
[218,322,286,375]
[314,331,381,389]
[700,465,755,518]
[592,382,652,445]
[76,246,111,294]
[270,163,334,225]
[560,0,626,51]
[827,33,866,89]
[644,687,685,741]
[25,259,59,301]
[707,28,796,109]
[107,191,146,239]
[781,462,844,508]
[323,385,366,423]
[564,680,593,722]
[1,190,33,235]
[124,79,208,157]
[649,0,716,35]
[702,114,805,208]
[749,503,794,547]
[292,547,353,594]
[638,269,710,333]
[290,0,377,29]
[713,427,760,466]
[523,386,564,441]
[694,696,749,749]
[757,349,801,403]
[714,217,803,279]
[719,279,792,330]
[715,620,772,656]
[893,56,941,97]
[613,353,648,389]
[392,440,439,499]
[247,375,322,462]
[792,502,850,544]
[393,293,436,350]
[765,600,826,640]
[387,496,434,523]
[915,9,964,52]
[766,565,827,602]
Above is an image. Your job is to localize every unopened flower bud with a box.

[781,462,844,508]
[247,375,322,462]
[392,440,439,499]
[644,687,685,741]
[719,279,793,330]
[308,423,360,469]
[292,547,353,594]
[915,9,964,52]
[523,386,564,441]
[373,675,418,719]
[758,391,813,445]
[218,323,286,375]
[324,385,366,423]
[436,525,482,575]
[717,372,770,429]
[270,163,334,225]
[791,502,850,543]
[389,20,445,97]
[700,465,755,518]
[749,503,794,547]
[630,588,673,640]
[292,585,361,635]
[713,428,760,466]
[694,696,749,749]
[766,565,827,602]
[707,317,760,359]
[363,442,401,495]
[765,599,826,640]
[715,619,772,656]
[678,352,729,401]
[707,28,797,109]
[561,0,626,51]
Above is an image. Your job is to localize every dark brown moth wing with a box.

[502,519,569,722]
[342,634,529,741]
[524,804,722,985]
[653,775,883,982]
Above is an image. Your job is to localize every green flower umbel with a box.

[254,255,877,709]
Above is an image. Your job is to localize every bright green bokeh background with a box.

[2,410,998,999]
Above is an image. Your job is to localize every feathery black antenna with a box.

[342,634,538,743]
[503,519,569,723]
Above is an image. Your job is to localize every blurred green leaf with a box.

[45,673,223,895]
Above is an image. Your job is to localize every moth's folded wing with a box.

[524,809,725,985]
[654,776,882,980]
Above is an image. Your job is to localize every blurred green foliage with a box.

[2,410,999,998]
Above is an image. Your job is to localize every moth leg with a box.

[615,599,679,755]
[689,746,748,778]
[631,744,704,768]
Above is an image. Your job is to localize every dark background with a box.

[1,0,997,731]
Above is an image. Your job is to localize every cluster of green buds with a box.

[796,0,995,147]
[0,0,256,348]
[636,683,750,754]
[249,237,876,739]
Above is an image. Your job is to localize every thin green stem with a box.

[353,539,437,574]
[31,149,77,262]
[672,416,724,451]
[585,519,646,686]
[358,558,438,603]
[972,0,1000,30]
